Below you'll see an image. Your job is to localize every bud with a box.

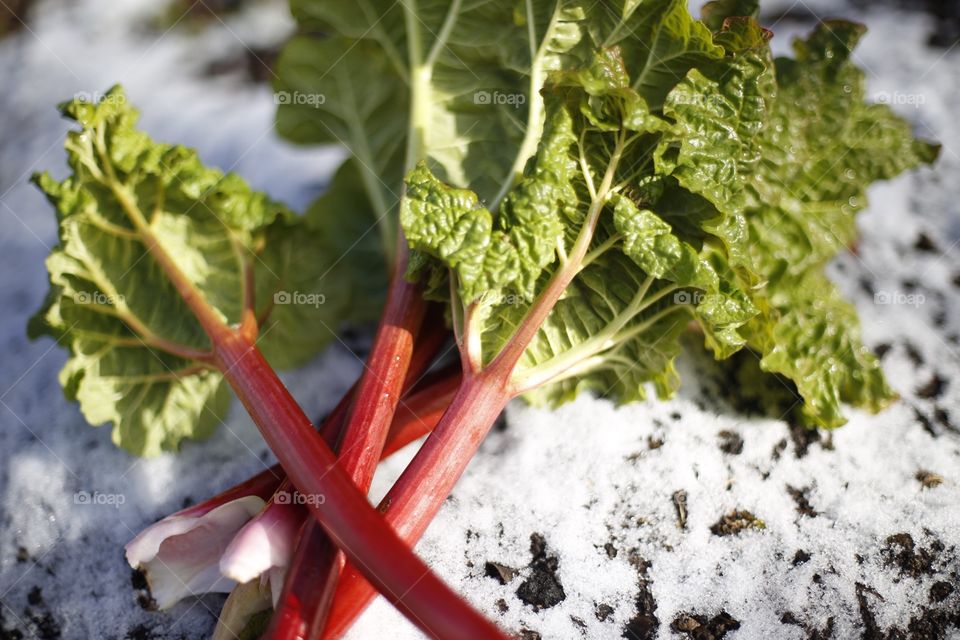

[124,496,267,609]
[219,492,306,603]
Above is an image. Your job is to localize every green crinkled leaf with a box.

[746,21,939,275]
[401,160,564,306]
[700,0,759,32]
[403,12,936,428]
[519,253,691,406]
[754,272,895,428]
[590,0,724,109]
[31,87,345,455]
[731,22,935,426]
[405,44,757,405]
[655,34,775,266]
[279,0,588,211]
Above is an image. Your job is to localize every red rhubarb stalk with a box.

[216,332,509,640]
[320,148,617,638]
[191,366,460,516]
[320,368,511,638]
[266,291,446,640]
[128,207,509,640]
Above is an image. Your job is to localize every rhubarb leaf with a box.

[700,0,759,32]
[730,21,938,426]
[404,47,757,403]
[755,272,895,428]
[30,88,345,454]
[403,13,936,426]
[590,0,724,109]
[278,0,587,216]
[654,27,774,267]
[401,100,579,304]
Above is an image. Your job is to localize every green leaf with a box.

[655,31,776,266]
[752,273,895,428]
[274,36,406,248]
[745,20,939,275]
[278,0,589,214]
[405,45,757,403]
[729,22,936,426]
[589,0,724,109]
[518,253,691,405]
[402,12,936,428]
[30,87,343,455]
[300,161,390,325]
[700,0,759,32]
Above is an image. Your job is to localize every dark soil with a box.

[881,532,944,579]
[0,0,31,36]
[516,534,566,610]
[596,603,615,622]
[717,430,744,455]
[786,485,818,518]
[916,374,947,399]
[622,555,658,640]
[670,611,741,640]
[710,510,765,537]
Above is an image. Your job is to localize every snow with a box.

[1,1,958,639]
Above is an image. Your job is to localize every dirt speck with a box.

[710,510,765,537]
[25,587,41,607]
[622,556,658,640]
[596,603,615,622]
[929,581,954,603]
[717,430,744,455]
[125,624,156,640]
[670,611,741,639]
[915,232,939,253]
[881,532,942,578]
[916,470,944,489]
[484,561,518,585]
[786,485,818,518]
[916,373,946,399]
[516,533,565,610]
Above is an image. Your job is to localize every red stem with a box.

[266,300,446,640]
[266,366,460,638]
[321,368,512,639]
[382,369,462,459]
[110,179,501,637]
[188,366,460,520]
[294,276,430,638]
[172,465,284,520]
[214,331,510,640]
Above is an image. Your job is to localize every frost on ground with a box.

[1,1,959,639]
